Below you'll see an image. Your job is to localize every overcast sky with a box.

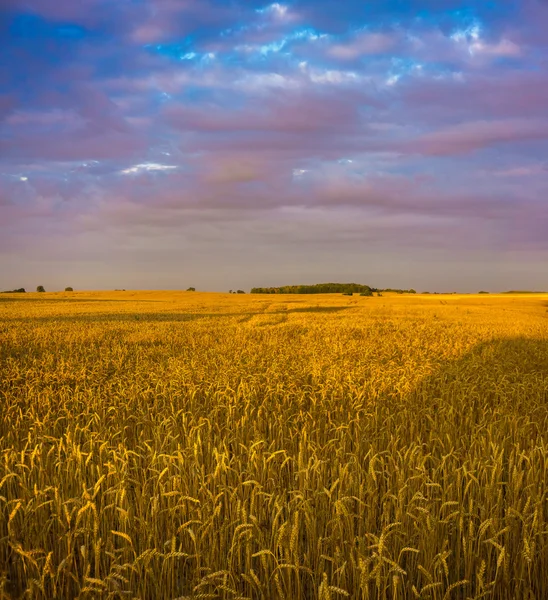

[1,0,547,292]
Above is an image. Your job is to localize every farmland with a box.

[1,291,547,599]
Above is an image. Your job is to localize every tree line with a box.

[250,283,417,295]
[1,286,73,293]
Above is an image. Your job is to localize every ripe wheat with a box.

[1,290,547,599]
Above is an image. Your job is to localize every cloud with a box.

[469,38,521,57]
[0,84,148,162]
[120,163,177,175]
[163,88,367,136]
[202,156,269,184]
[1,0,107,23]
[491,164,548,177]
[406,119,548,156]
[400,70,548,121]
[2,0,548,289]
[328,32,396,59]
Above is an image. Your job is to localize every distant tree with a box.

[378,288,417,294]
[186,287,196,292]
[36,285,45,293]
[360,289,373,297]
[229,290,233,294]
[377,292,383,297]
[237,290,245,294]
[65,287,73,292]
[478,291,489,294]
[251,283,375,295]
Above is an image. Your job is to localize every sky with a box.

[1,0,547,293]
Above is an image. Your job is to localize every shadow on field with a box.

[1,335,548,599]
[0,296,162,304]
[419,336,548,388]
[3,306,352,323]
[402,336,548,441]
[283,306,352,314]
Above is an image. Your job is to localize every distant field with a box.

[1,291,547,599]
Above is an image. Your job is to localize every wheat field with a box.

[1,291,547,599]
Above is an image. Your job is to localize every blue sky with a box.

[1,0,547,291]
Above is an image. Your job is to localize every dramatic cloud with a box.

[1,0,547,291]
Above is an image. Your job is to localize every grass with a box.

[1,291,547,599]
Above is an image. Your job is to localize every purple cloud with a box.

[327,32,397,59]
[1,0,548,291]
[404,119,548,156]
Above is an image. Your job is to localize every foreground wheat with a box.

[1,291,547,599]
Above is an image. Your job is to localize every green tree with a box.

[186,287,196,292]
[251,282,376,295]
[36,285,45,293]
[65,287,73,292]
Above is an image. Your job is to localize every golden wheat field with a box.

[1,290,548,600]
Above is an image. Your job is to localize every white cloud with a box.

[385,59,423,86]
[310,70,356,84]
[469,38,521,57]
[245,28,326,56]
[256,3,289,18]
[236,72,300,90]
[451,21,520,58]
[179,51,216,62]
[451,23,481,44]
[307,66,361,85]
[120,163,177,175]
[259,39,287,55]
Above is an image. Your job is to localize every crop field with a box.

[1,291,547,599]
